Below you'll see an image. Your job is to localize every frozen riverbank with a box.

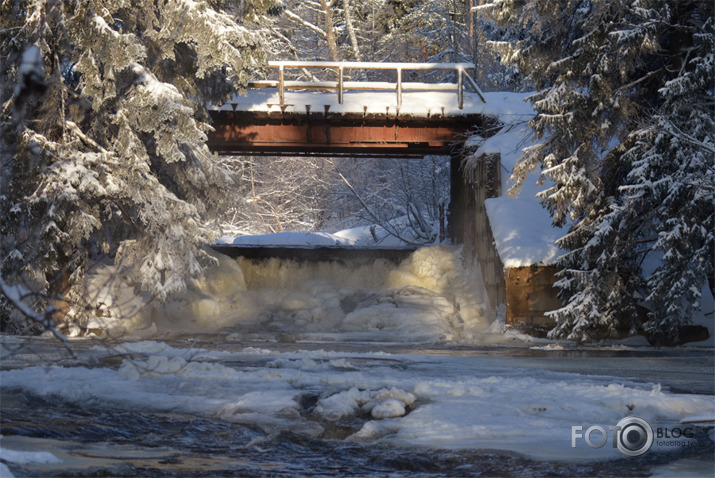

[1,336,713,476]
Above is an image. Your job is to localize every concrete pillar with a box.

[447,152,470,247]
[449,150,506,316]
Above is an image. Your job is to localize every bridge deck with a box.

[212,89,492,118]
[208,90,499,157]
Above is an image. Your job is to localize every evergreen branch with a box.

[66,121,109,154]
[617,68,665,92]
[662,121,715,155]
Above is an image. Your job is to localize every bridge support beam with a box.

[206,109,499,157]
[448,151,505,319]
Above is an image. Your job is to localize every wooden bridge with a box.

[207,61,497,157]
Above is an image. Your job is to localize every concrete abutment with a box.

[449,150,559,332]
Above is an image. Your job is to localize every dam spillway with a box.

[210,244,417,264]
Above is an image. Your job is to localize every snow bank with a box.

[0,463,12,478]
[0,437,62,478]
[471,93,568,268]
[218,231,349,247]
[0,445,61,466]
[484,177,565,267]
[217,218,438,248]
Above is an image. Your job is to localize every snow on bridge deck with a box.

[207,90,523,157]
[212,89,493,119]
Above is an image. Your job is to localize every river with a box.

[1,246,714,476]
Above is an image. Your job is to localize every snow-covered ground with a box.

[217,222,427,249]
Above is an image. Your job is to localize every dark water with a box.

[2,389,713,477]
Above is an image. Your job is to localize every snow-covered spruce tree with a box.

[621,18,715,343]
[478,0,714,343]
[0,0,269,333]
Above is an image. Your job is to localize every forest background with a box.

[1,0,712,344]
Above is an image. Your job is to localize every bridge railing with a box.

[248,61,486,110]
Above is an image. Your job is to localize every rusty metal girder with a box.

[207,110,491,157]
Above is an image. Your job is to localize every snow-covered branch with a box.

[0,276,75,357]
[284,9,327,38]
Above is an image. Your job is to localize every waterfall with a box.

[82,245,491,343]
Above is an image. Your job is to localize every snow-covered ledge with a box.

[465,94,568,333]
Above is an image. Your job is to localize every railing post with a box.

[338,65,344,104]
[463,69,487,103]
[457,66,464,110]
[396,67,402,109]
[279,64,285,106]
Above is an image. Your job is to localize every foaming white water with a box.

[82,245,491,343]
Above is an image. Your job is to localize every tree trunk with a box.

[320,0,339,62]
[343,0,362,62]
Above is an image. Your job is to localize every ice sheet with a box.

[1,340,712,463]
